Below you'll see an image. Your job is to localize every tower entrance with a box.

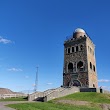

[69,80,81,87]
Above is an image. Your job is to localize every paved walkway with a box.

[0,101,30,110]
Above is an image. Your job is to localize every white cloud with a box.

[8,68,23,72]
[47,83,53,85]
[32,84,36,87]
[98,79,110,82]
[0,36,12,44]
[25,76,29,79]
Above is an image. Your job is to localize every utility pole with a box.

[34,66,38,92]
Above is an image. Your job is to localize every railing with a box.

[44,87,80,101]
[28,87,80,102]
[28,87,64,101]
[0,94,27,99]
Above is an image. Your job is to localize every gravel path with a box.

[0,101,30,110]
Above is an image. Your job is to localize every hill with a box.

[8,92,110,110]
[0,88,14,94]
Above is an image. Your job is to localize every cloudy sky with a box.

[0,0,110,92]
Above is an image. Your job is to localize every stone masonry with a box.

[63,28,98,88]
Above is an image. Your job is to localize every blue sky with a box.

[0,0,110,92]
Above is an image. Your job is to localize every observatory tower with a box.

[63,28,98,88]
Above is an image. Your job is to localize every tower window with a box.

[93,65,95,72]
[72,47,74,52]
[93,84,95,88]
[67,48,70,53]
[84,35,86,37]
[90,62,92,69]
[80,45,83,51]
[68,63,73,73]
[77,61,83,71]
[76,46,78,52]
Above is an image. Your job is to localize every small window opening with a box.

[80,45,83,51]
[93,65,95,72]
[93,84,95,88]
[84,35,86,37]
[68,48,70,53]
[68,63,73,73]
[90,62,92,69]
[76,46,78,52]
[72,47,74,52]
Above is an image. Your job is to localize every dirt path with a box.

[56,99,110,110]
[0,101,31,110]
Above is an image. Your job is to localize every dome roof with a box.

[75,28,85,33]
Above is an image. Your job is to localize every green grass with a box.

[8,102,100,110]
[0,97,27,101]
[7,92,110,110]
[59,92,110,104]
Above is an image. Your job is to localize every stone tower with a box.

[63,28,98,88]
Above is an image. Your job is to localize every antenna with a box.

[34,66,38,92]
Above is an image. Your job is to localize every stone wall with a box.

[44,87,79,101]
[28,87,79,101]
[63,36,89,87]
[63,34,98,88]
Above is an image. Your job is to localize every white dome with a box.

[75,28,85,33]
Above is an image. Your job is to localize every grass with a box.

[59,92,110,104]
[8,102,100,110]
[0,97,28,101]
[7,92,110,110]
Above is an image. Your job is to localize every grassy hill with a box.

[7,92,110,110]
[58,92,110,103]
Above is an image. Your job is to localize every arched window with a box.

[93,84,95,88]
[67,48,70,53]
[72,47,74,52]
[77,61,83,71]
[68,63,73,72]
[90,62,92,69]
[76,46,78,52]
[80,45,83,51]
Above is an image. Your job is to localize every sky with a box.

[0,0,110,93]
